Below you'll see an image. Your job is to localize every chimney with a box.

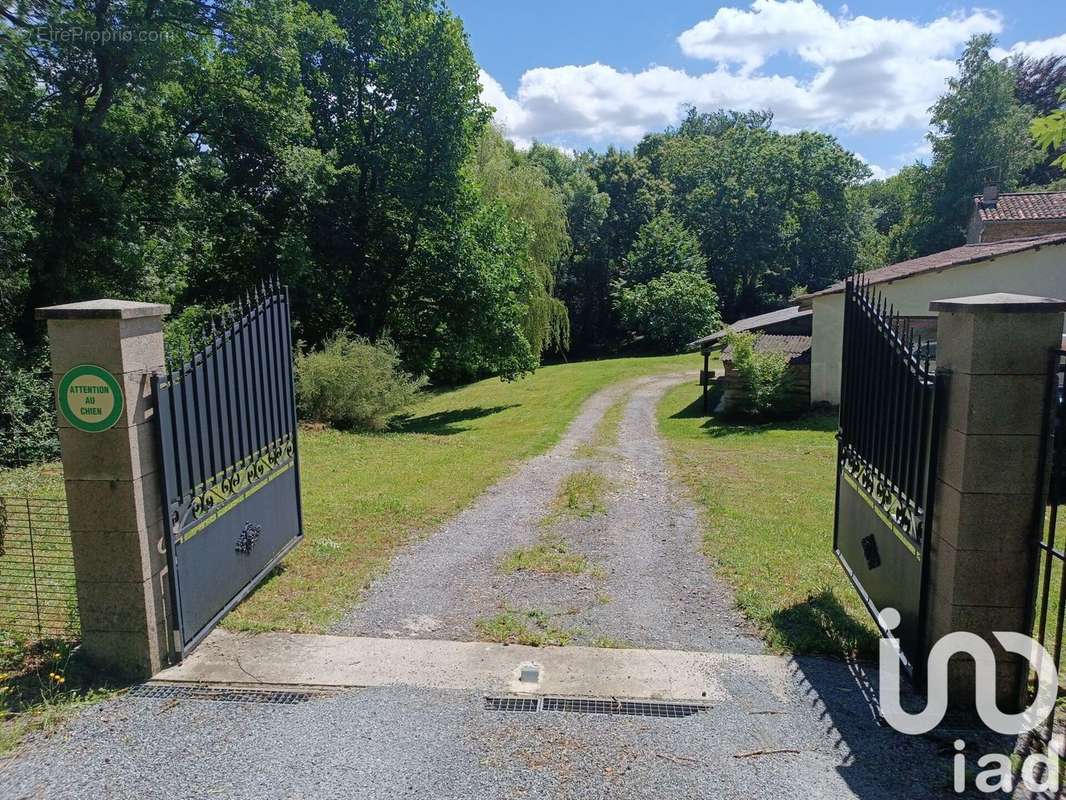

[982,182,999,206]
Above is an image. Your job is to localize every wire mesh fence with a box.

[0,495,79,640]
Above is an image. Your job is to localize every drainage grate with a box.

[128,683,323,705]
[542,697,709,718]
[484,695,709,718]
[484,696,540,713]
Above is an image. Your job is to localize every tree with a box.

[1032,88,1066,173]
[613,271,721,352]
[392,188,541,382]
[894,36,1042,257]
[623,212,706,284]
[537,155,611,358]
[661,122,866,316]
[1,0,325,341]
[299,0,488,343]
[469,127,570,357]
[1014,54,1066,115]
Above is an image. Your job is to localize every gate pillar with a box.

[36,299,174,678]
[927,293,1066,711]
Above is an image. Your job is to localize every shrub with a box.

[296,334,427,431]
[164,304,233,356]
[0,350,59,468]
[725,331,798,418]
[614,271,721,352]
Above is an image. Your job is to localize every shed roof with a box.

[722,334,812,364]
[687,305,811,349]
[975,191,1066,222]
[797,232,1066,302]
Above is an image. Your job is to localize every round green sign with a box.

[58,364,124,433]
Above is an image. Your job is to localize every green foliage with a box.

[296,334,427,431]
[614,271,721,352]
[470,127,570,357]
[888,36,1043,258]
[163,305,234,357]
[394,190,541,383]
[724,331,797,419]
[623,212,707,283]
[1032,88,1066,171]
[0,350,58,468]
[660,122,867,315]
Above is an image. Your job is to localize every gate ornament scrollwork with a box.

[180,436,295,531]
[841,444,924,543]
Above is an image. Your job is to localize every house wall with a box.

[810,243,1066,405]
[978,219,1066,243]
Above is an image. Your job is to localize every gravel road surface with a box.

[1,658,985,800]
[333,373,759,653]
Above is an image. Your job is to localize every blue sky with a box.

[450,0,1066,178]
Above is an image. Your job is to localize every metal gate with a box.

[834,278,944,681]
[1022,348,1066,754]
[152,279,303,656]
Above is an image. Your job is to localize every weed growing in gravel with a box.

[0,634,117,755]
[591,636,631,649]
[475,609,576,647]
[500,535,590,575]
[554,470,609,519]
[574,396,627,460]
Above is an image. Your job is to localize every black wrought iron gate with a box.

[153,280,303,656]
[834,278,944,681]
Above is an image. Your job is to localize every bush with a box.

[614,271,721,352]
[0,349,59,468]
[725,331,798,418]
[296,334,427,431]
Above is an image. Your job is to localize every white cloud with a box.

[1006,33,1066,61]
[855,153,895,181]
[480,1,1015,148]
[677,0,1000,72]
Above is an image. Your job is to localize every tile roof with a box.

[798,232,1066,301]
[722,334,812,364]
[687,305,812,349]
[976,191,1066,222]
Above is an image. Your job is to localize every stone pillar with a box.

[36,299,174,678]
[926,293,1066,711]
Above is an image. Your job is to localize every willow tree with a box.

[470,126,571,357]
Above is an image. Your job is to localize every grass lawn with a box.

[1,354,693,636]
[657,382,879,661]
[235,353,691,632]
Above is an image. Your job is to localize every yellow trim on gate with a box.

[175,462,294,544]
[840,470,921,560]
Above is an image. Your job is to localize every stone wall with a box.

[976,219,1066,243]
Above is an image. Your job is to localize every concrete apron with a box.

[153,629,794,706]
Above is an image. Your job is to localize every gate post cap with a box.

[929,293,1066,314]
[36,299,171,321]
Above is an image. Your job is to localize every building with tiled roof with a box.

[967,188,1066,243]
[793,231,1066,405]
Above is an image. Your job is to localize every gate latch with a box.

[861,534,881,570]
[236,522,262,555]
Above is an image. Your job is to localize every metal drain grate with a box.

[484,696,540,713]
[128,683,323,705]
[484,695,709,718]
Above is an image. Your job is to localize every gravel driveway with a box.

[332,373,759,653]
[2,372,1002,799]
